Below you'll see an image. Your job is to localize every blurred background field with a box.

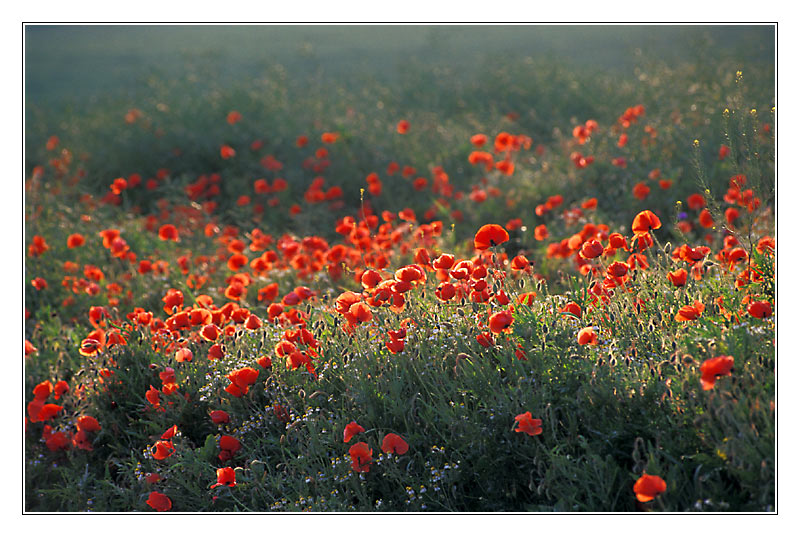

[24,24,776,239]
[26,25,774,104]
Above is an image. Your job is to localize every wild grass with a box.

[24,27,774,512]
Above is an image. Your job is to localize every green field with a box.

[24,24,775,512]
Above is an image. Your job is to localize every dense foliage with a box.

[24,28,775,512]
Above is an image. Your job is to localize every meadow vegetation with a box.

[24,26,775,512]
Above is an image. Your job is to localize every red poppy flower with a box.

[698,209,714,228]
[162,288,184,314]
[687,193,706,210]
[175,348,193,363]
[631,210,662,236]
[360,269,382,290]
[700,355,734,390]
[577,327,598,346]
[28,400,44,422]
[474,224,509,250]
[433,253,455,270]
[219,435,242,462]
[756,236,775,255]
[476,332,495,347]
[435,282,456,301]
[488,310,515,335]
[633,474,666,502]
[468,151,494,171]
[675,301,705,322]
[210,410,230,424]
[76,415,101,433]
[37,404,63,421]
[227,110,242,124]
[496,159,514,175]
[145,385,161,408]
[54,380,68,399]
[580,239,604,259]
[220,145,236,159]
[33,380,52,401]
[44,430,69,451]
[470,133,487,147]
[348,442,373,473]
[244,314,263,330]
[560,302,581,318]
[67,233,85,248]
[514,412,543,436]
[146,491,172,512]
[200,324,221,342]
[227,367,259,390]
[320,132,339,144]
[632,182,650,200]
[152,440,175,460]
[344,421,365,443]
[747,301,772,318]
[667,268,688,287]
[725,207,740,225]
[511,254,530,271]
[386,337,405,354]
[581,198,598,210]
[208,344,224,360]
[211,467,237,489]
[157,425,177,441]
[396,120,410,134]
[348,302,373,324]
[29,235,50,257]
[381,433,409,455]
[607,261,629,278]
